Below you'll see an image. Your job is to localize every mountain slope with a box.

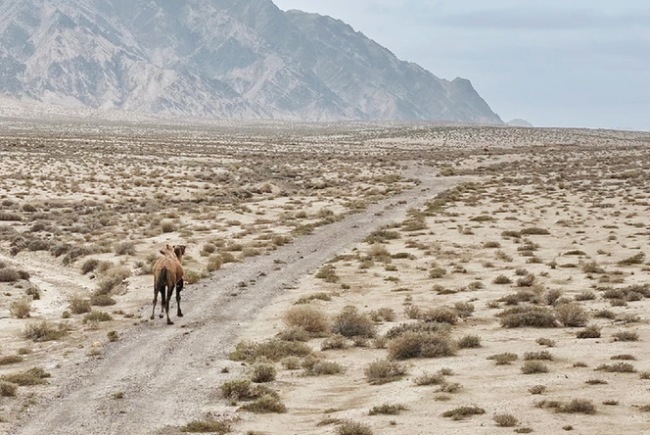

[0,0,502,123]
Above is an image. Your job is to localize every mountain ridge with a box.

[0,0,502,123]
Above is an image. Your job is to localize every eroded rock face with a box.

[0,0,502,123]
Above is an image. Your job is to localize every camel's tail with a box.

[156,267,168,290]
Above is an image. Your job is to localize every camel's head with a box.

[173,245,186,258]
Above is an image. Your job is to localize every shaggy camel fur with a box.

[151,244,185,325]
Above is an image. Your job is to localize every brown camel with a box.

[151,244,186,325]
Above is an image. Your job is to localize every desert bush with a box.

[529,385,546,395]
[250,362,277,383]
[10,298,31,318]
[536,338,555,347]
[0,355,23,365]
[283,306,329,336]
[331,306,376,338]
[613,331,639,342]
[23,321,67,342]
[458,335,481,349]
[618,252,645,266]
[81,259,99,275]
[516,274,536,287]
[281,356,301,370]
[69,296,92,314]
[576,325,601,339]
[442,406,486,420]
[370,307,396,322]
[388,331,456,360]
[316,264,338,283]
[595,363,636,373]
[493,274,512,284]
[1,367,50,385]
[180,418,230,433]
[494,413,518,427]
[0,380,18,397]
[364,359,407,385]
[575,291,596,301]
[114,241,136,256]
[537,399,596,414]
[521,227,550,235]
[90,294,116,306]
[368,403,407,415]
[221,378,255,401]
[498,306,557,328]
[239,394,286,413]
[277,327,310,342]
[295,292,332,304]
[454,302,475,319]
[83,310,112,323]
[96,266,130,295]
[0,267,21,282]
[321,335,349,351]
[229,340,311,362]
[418,307,458,324]
[555,303,588,327]
[487,352,519,365]
[521,361,549,374]
[413,372,446,386]
[304,361,346,376]
[206,255,222,272]
[161,221,176,233]
[384,321,451,339]
[336,421,373,435]
[524,351,553,361]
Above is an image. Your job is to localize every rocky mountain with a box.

[0,0,502,123]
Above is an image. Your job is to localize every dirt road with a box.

[9,169,463,435]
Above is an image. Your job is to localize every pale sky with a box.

[273,0,649,130]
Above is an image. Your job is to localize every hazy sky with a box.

[273,0,649,130]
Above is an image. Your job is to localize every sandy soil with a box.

[1,121,649,435]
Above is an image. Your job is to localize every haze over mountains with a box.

[0,0,502,123]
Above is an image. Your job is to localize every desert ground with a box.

[0,120,649,435]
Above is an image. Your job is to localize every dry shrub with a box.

[304,360,346,376]
[336,421,373,435]
[388,331,456,360]
[442,406,485,420]
[69,295,92,314]
[613,331,639,342]
[368,403,407,415]
[521,361,549,374]
[80,259,99,275]
[524,351,553,361]
[277,327,310,342]
[487,353,518,365]
[96,266,130,295]
[239,394,286,413]
[0,355,23,365]
[0,380,18,397]
[595,362,636,373]
[180,418,230,433]
[250,362,277,383]
[206,255,222,272]
[537,399,596,414]
[331,306,376,338]
[229,340,311,362]
[23,321,67,342]
[114,241,136,256]
[283,306,329,336]
[555,303,588,327]
[90,294,116,306]
[618,252,645,266]
[0,267,21,282]
[418,307,458,324]
[494,413,518,427]
[384,321,450,339]
[10,298,31,318]
[364,359,407,385]
[457,335,481,349]
[321,335,349,350]
[1,367,50,385]
[493,274,512,284]
[576,325,601,339]
[498,306,557,328]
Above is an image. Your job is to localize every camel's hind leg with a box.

[165,284,174,325]
[176,279,184,317]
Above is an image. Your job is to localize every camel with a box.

[151,244,186,325]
